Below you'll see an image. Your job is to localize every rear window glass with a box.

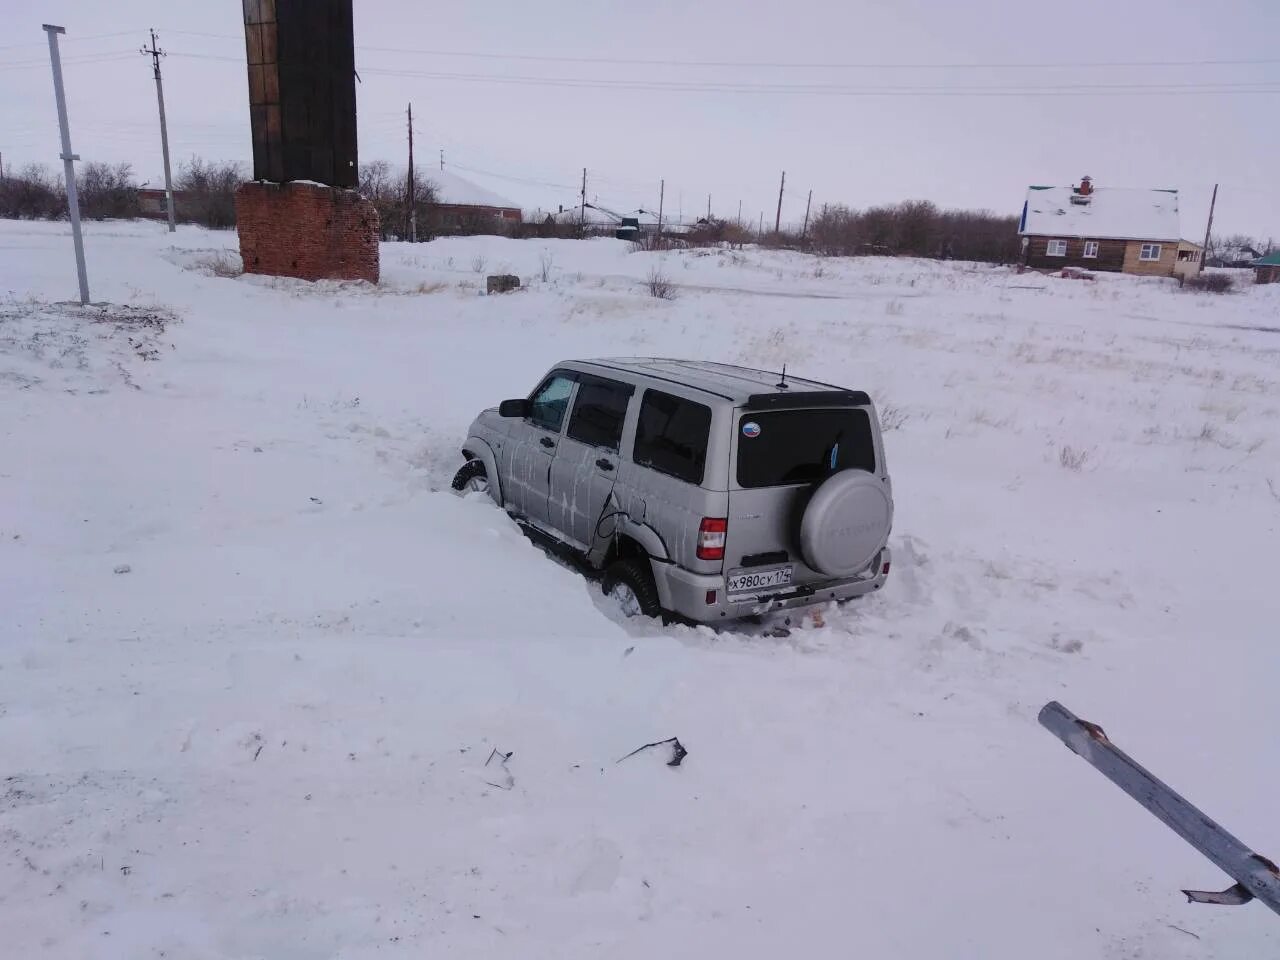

[633,390,711,484]
[737,408,875,488]
[567,377,632,450]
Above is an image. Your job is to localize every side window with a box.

[567,377,632,450]
[528,374,575,432]
[633,390,711,485]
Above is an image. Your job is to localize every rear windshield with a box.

[737,408,875,488]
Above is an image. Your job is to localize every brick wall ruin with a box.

[235,181,379,283]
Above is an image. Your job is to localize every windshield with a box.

[737,408,876,488]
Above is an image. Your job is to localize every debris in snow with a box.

[484,748,514,790]
[617,737,688,767]
[486,275,520,295]
[112,564,132,575]
[309,497,322,504]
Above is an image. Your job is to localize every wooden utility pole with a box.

[1201,183,1218,265]
[706,193,711,221]
[737,199,742,225]
[656,179,665,246]
[439,148,444,171]
[758,211,763,240]
[141,29,176,233]
[579,167,587,234]
[406,103,416,242]
[774,170,785,235]
[802,189,813,241]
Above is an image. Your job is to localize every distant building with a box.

[1252,250,1280,285]
[425,170,522,234]
[137,182,194,221]
[544,202,691,240]
[1018,177,1202,279]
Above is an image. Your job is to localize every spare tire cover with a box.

[799,470,892,577]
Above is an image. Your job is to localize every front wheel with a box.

[451,459,490,496]
[601,559,662,620]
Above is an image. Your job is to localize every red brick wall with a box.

[235,181,380,283]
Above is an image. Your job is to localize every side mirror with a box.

[498,398,530,418]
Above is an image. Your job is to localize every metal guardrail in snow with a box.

[1039,701,1280,917]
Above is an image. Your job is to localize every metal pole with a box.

[155,71,176,232]
[142,29,176,233]
[802,189,813,241]
[43,24,89,305]
[1039,701,1280,916]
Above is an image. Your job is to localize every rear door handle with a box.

[540,436,555,449]
[595,458,614,471]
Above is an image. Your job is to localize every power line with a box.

[344,68,1280,97]
[163,53,1280,97]
[152,31,1280,70]
[0,52,138,70]
[446,161,577,192]
[0,30,141,52]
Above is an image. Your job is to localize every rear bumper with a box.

[655,548,890,624]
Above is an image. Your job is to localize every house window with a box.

[1083,241,1099,259]
[1139,243,1162,261]
[1046,239,1068,257]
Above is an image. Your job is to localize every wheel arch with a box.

[601,519,673,610]
[460,437,502,505]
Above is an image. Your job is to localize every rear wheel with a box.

[601,559,662,620]
[451,459,490,496]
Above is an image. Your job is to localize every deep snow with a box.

[2,219,1278,958]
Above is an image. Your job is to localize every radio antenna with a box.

[776,363,789,389]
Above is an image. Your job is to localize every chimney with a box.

[558,204,564,213]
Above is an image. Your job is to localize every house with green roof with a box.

[1253,250,1280,285]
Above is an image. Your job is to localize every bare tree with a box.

[0,163,66,220]
[358,160,437,241]
[175,156,245,229]
[78,162,140,220]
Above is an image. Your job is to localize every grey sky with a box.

[4,0,1277,238]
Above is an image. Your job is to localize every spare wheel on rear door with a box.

[799,470,892,577]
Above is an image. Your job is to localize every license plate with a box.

[726,565,794,599]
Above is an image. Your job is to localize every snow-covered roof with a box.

[545,204,692,232]
[1019,185,1181,241]
[425,170,519,210]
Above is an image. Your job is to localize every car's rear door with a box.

[724,402,885,596]
[504,371,577,526]
[547,374,633,549]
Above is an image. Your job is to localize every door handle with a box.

[595,458,615,471]
[540,436,555,449]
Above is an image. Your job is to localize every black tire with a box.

[601,558,662,620]
[451,459,488,494]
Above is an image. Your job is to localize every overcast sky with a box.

[4,1,1277,238]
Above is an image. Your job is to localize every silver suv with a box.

[453,359,893,623]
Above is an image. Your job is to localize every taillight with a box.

[697,517,727,561]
